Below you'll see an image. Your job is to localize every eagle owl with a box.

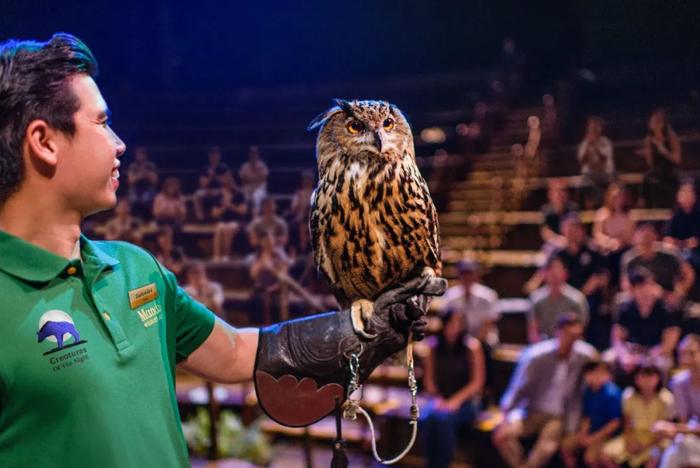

[308,99,442,338]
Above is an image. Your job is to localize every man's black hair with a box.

[0,33,98,205]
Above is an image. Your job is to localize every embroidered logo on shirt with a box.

[36,310,87,355]
[128,283,158,309]
[136,303,163,328]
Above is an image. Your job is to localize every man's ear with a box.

[25,119,60,168]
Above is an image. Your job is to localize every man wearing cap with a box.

[0,34,444,467]
[492,314,597,468]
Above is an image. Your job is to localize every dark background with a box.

[2,0,699,93]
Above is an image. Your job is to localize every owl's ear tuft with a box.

[307,99,353,131]
[307,107,337,131]
[333,98,355,116]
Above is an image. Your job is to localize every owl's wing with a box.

[309,187,351,308]
[414,167,442,276]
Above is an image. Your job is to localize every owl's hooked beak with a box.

[372,131,385,153]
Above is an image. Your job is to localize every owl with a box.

[308,99,441,338]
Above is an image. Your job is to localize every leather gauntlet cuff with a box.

[253,309,406,427]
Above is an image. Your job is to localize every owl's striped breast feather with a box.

[310,156,441,307]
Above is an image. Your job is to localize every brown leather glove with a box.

[254,273,446,427]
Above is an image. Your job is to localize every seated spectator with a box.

[248,233,293,324]
[152,177,187,229]
[192,174,221,222]
[287,171,315,255]
[655,334,700,468]
[621,222,695,310]
[577,116,615,209]
[561,360,622,468]
[211,174,247,261]
[239,145,269,216]
[154,226,186,278]
[528,256,589,343]
[594,182,636,286]
[183,261,224,317]
[601,363,674,468]
[609,268,681,387]
[663,178,700,277]
[555,213,610,349]
[440,260,500,346]
[248,197,288,249]
[540,178,579,250]
[420,310,486,468]
[641,109,682,208]
[200,146,232,190]
[493,314,597,468]
[126,146,158,221]
[103,200,143,245]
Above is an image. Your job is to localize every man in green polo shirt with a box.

[0,34,444,467]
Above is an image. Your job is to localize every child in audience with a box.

[562,360,622,467]
[602,363,674,468]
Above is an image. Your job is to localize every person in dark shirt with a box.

[621,222,695,311]
[421,310,486,468]
[664,179,700,274]
[200,146,231,190]
[212,174,247,261]
[610,268,681,387]
[540,178,579,249]
[554,213,610,349]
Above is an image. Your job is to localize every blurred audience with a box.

[555,213,610,350]
[441,260,500,346]
[103,200,143,245]
[540,178,579,249]
[561,360,622,468]
[528,255,589,343]
[609,268,681,387]
[655,334,700,468]
[641,109,682,208]
[239,145,269,216]
[594,182,636,286]
[248,197,288,249]
[248,233,293,324]
[421,310,486,468]
[287,171,315,255]
[183,261,224,317]
[153,177,187,229]
[601,363,674,468]
[211,174,247,261]
[200,146,232,190]
[493,314,596,468]
[192,173,221,222]
[621,222,695,310]
[126,146,159,220]
[577,116,615,209]
[154,225,187,278]
[663,179,700,278]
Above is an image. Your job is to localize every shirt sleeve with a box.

[607,387,623,421]
[670,376,688,421]
[157,259,217,363]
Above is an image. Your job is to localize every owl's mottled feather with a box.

[309,99,441,309]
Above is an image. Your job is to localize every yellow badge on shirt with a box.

[128,283,158,309]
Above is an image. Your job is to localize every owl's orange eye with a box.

[383,118,395,131]
[346,120,364,134]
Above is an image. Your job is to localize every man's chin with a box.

[83,195,118,218]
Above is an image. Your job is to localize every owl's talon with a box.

[351,299,377,339]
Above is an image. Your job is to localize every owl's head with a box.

[308,99,414,168]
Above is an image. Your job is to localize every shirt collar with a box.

[0,230,119,283]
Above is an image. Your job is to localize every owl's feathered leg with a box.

[350,299,377,339]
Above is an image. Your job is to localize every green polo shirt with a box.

[0,230,216,467]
